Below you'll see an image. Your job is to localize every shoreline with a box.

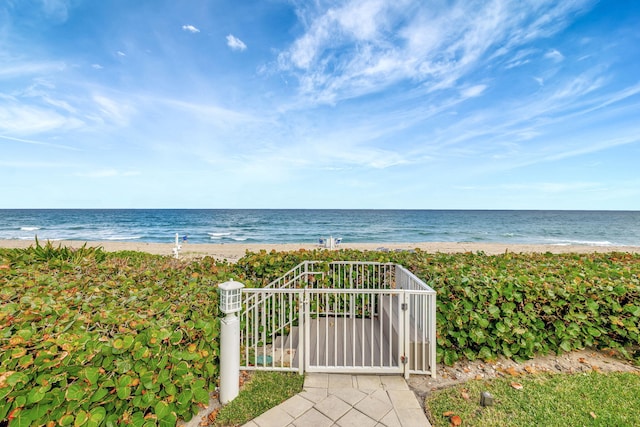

[1,239,639,263]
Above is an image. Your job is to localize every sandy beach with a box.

[1,239,639,263]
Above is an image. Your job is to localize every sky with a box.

[1,0,640,209]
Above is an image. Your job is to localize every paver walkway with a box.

[243,373,431,427]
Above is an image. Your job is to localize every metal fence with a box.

[240,261,436,378]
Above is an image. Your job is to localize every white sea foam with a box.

[104,236,142,241]
[20,226,41,231]
[549,239,614,246]
[231,237,248,241]
[208,232,232,237]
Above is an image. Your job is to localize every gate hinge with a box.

[401,303,408,311]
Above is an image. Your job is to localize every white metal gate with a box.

[240,261,436,378]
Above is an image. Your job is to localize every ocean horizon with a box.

[1,209,639,247]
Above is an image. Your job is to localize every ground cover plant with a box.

[426,371,640,426]
[237,249,640,364]
[0,245,234,425]
[1,245,639,425]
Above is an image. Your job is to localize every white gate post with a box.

[219,280,244,404]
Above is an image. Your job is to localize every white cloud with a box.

[226,34,247,51]
[92,64,103,69]
[277,1,594,104]
[0,103,84,136]
[182,24,200,33]
[0,134,78,151]
[460,85,487,98]
[92,95,134,126]
[117,51,126,57]
[544,48,565,62]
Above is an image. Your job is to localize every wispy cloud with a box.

[92,95,135,126]
[226,34,247,51]
[0,103,85,135]
[182,24,200,33]
[544,48,565,62]
[277,1,594,104]
[0,134,78,151]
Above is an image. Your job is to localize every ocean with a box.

[0,209,639,247]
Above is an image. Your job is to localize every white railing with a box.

[239,261,436,378]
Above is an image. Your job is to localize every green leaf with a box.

[559,340,572,352]
[87,407,106,427]
[158,412,177,427]
[59,414,75,426]
[27,386,47,404]
[65,383,85,401]
[169,330,183,345]
[90,387,109,403]
[155,400,170,418]
[587,327,602,337]
[83,367,100,385]
[74,410,89,427]
[6,371,29,386]
[117,385,131,399]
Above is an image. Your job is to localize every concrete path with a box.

[243,373,431,427]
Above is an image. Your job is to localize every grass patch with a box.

[214,371,304,426]
[426,372,640,427]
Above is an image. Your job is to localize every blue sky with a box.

[1,0,639,209]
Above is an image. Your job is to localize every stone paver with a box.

[291,408,333,427]
[328,374,355,388]
[354,395,393,421]
[298,387,328,403]
[387,390,421,410]
[396,408,431,427]
[379,409,402,427]
[252,406,294,427]
[336,408,378,427]
[355,375,383,391]
[330,387,367,405]
[304,373,329,388]
[242,374,431,427]
[279,395,314,418]
[380,376,409,390]
[315,394,352,421]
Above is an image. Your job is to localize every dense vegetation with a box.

[1,243,639,425]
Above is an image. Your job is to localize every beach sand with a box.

[1,240,638,263]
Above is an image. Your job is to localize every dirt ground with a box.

[407,349,640,407]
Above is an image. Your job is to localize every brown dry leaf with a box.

[450,415,462,426]
[590,411,597,419]
[474,374,483,380]
[591,366,601,373]
[511,382,524,390]
[506,366,519,376]
[207,409,219,423]
[0,264,10,270]
[0,371,16,388]
[463,367,471,373]
[460,390,470,400]
[578,357,587,364]
[524,365,537,374]
[443,411,455,417]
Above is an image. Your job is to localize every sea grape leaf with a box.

[65,383,84,401]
